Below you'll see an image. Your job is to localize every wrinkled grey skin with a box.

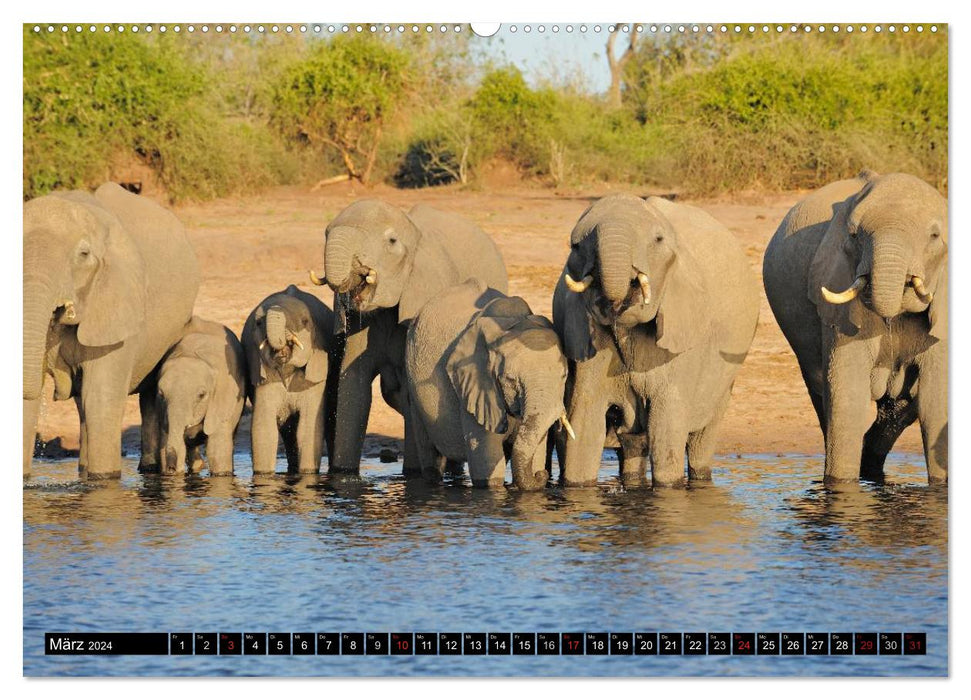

[554,194,759,487]
[763,171,947,483]
[318,199,507,474]
[23,183,200,478]
[242,285,334,474]
[156,317,246,476]
[406,281,568,489]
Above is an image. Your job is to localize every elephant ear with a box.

[304,342,329,385]
[655,249,708,355]
[446,316,510,433]
[928,265,947,342]
[397,226,457,325]
[554,273,596,361]
[807,197,864,336]
[242,313,268,388]
[76,214,146,347]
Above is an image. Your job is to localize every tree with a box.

[606,24,640,108]
[271,36,409,184]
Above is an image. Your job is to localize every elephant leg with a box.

[295,395,324,474]
[137,375,161,473]
[187,443,205,473]
[407,402,440,481]
[823,338,872,482]
[74,395,88,470]
[24,397,41,475]
[917,351,948,483]
[207,429,235,476]
[647,397,689,487]
[618,432,649,486]
[281,415,300,473]
[77,361,132,479]
[444,459,464,476]
[561,357,612,487]
[251,391,281,475]
[329,335,377,473]
[400,391,424,477]
[687,390,731,481]
[465,428,506,488]
[860,397,918,481]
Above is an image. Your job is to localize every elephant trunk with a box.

[265,307,288,351]
[323,226,358,293]
[160,409,187,474]
[510,409,555,490]
[597,223,634,304]
[23,270,58,402]
[869,234,909,319]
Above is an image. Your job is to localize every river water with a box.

[23,453,947,677]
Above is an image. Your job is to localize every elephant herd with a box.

[22,171,948,488]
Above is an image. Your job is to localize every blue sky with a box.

[472,24,622,94]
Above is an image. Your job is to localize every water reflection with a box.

[23,452,947,677]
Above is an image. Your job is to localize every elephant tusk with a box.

[259,340,266,351]
[365,269,377,285]
[287,331,304,350]
[564,273,594,293]
[636,272,652,305]
[910,275,934,304]
[821,276,867,305]
[61,301,76,322]
[559,412,576,441]
[309,269,326,286]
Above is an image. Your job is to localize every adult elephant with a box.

[554,194,759,487]
[23,183,200,478]
[310,199,507,474]
[762,171,947,483]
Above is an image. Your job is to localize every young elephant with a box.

[405,280,572,489]
[242,285,334,474]
[156,317,246,475]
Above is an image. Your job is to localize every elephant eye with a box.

[655,235,664,243]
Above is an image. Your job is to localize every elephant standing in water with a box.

[156,317,246,476]
[762,171,947,483]
[405,280,571,489]
[310,200,507,474]
[23,183,200,478]
[554,194,759,487]
[242,285,335,474]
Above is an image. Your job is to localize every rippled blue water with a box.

[23,453,947,677]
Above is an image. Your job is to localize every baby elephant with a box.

[243,285,334,474]
[156,317,246,475]
[405,280,572,489]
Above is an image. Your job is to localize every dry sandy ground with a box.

[32,181,923,459]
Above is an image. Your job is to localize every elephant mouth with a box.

[589,280,651,326]
[339,271,376,311]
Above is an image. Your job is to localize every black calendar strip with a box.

[45,632,926,656]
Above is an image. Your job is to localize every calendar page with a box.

[22,20,948,678]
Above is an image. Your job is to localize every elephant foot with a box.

[620,473,649,489]
[209,470,234,478]
[138,463,161,474]
[927,472,948,486]
[562,476,598,487]
[471,477,505,489]
[651,474,688,488]
[327,464,361,475]
[859,465,886,483]
[687,467,713,481]
[80,467,122,480]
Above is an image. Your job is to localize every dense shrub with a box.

[270,36,410,184]
[23,28,947,200]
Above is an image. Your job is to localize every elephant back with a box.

[407,204,508,294]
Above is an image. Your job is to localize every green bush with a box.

[23,27,300,201]
[270,35,410,184]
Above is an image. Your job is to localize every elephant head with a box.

[245,286,329,387]
[23,190,146,403]
[558,194,707,361]
[809,172,948,340]
[157,357,215,473]
[446,296,571,489]
[312,199,448,325]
